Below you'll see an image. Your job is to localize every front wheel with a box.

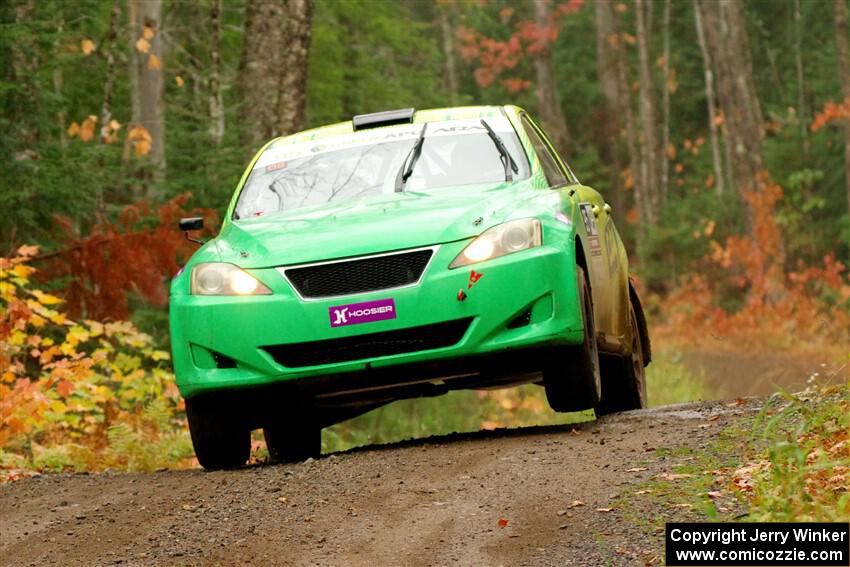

[596,302,648,415]
[543,266,602,412]
[185,396,250,470]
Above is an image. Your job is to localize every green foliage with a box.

[743,385,850,521]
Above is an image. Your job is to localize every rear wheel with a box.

[185,396,250,470]
[596,301,647,415]
[264,416,321,463]
[543,266,601,412]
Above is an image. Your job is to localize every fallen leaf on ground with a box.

[705,491,723,499]
[566,500,584,509]
[277,496,288,503]
[497,518,509,528]
[596,507,614,513]
[657,473,693,481]
[625,467,648,473]
[634,489,653,495]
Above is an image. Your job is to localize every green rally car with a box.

[170,106,651,470]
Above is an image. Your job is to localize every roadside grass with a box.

[743,383,850,521]
[645,349,715,407]
[322,384,594,454]
[611,381,849,560]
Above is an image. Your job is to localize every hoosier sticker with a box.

[329,298,396,328]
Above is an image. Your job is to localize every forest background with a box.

[0,0,848,475]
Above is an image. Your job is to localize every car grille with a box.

[283,248,434,299]
[262,318,472,368]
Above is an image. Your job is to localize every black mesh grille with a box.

[284,249,433,298]
[262,318,472,368]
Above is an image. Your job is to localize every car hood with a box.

[214,181,539,268]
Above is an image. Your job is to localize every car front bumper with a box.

[169,239,583,400]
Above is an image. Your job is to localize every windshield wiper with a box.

[395,123,428,192]
[480,119,518,182]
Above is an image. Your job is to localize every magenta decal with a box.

[329,298,396,328]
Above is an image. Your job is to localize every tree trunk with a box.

[12,0,38,152]
[834,0,850,216]
[794,0,809,156]
[609,1,643,241]
[277,0,314,136]
[100,0,120,143]
[128,0,166,183]
[439,5,460,105]
[635,0,661,225]
[53,12,67,150]
[660,0,671,202]
[532,0,571,157]
[208,0,225,145]
[239,2,287,147]
[693,0,725,195]
[695,0,764,199]
[595,0,624,213]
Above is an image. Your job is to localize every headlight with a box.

[449,218,542,268]
[190,263,272,295]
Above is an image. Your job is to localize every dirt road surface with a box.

[0,400,758,567]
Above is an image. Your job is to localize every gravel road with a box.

[0,400,757,567]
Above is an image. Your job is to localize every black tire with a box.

[596,301,648,415]
[543,266,602,412]
[263,416,321,463]
[185,396,250,470]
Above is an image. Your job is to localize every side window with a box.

[520,115,568,187]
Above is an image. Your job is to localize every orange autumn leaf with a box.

[704,174,716,188]
[175,75,185,88]
[17,244,39,257]
[147,54,162,71]
[67,121,80,138]
[78,115,97,142]
[80,39,96,56]
[811,97,850,132]
[56,379,74,398]
[143,25,155,40]
[127,125,153,156]
[135,37,150,54]
[665,143,677,160]
[101,119,122,144]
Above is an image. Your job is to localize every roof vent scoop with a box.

[352,108,415,131]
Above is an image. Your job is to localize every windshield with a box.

[234,117,530,219]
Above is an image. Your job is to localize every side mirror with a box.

[179,217,205,245]
[179,217,204,231]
